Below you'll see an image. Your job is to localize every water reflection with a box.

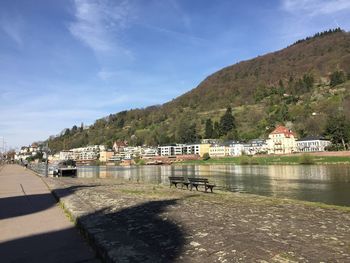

[76,165,350,207]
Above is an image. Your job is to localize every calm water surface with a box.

[77,165,350,207]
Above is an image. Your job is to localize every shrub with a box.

[136,158,146,165]
[202,153,210,161]
[239,155,251,165]
[298,154,315,165]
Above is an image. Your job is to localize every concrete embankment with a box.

[44,176,350,263]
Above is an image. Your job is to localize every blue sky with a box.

[1,0,350,149]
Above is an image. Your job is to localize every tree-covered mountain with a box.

[48,29,350,152]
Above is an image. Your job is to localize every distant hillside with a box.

[48,29,350,152]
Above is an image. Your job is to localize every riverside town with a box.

[12,125,332,166]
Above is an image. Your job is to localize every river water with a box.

[76,164,350,207]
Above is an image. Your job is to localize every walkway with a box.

[0,164,99,263]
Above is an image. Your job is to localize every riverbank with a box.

[178,153,350,165]
[44,176,350,262]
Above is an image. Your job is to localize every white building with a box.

[228,143,245,156]
[267,126,297,154]
[59,150,74,160]
[209,144,230,157]
[157,144,209,157]
[296,136,331,152]
[183,144,200,155]
[141,148,158,158]
[123,146,142,158]
[243,139,268,155]
[108,155,122,162]
[77,151,98,161]
[158,144,185,156]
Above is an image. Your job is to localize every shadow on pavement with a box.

[1,184,185,262]
[77,199,185,262]
[0,227,99,263]
[0,185,97,220]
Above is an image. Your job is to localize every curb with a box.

[25,167,108,262]
[49,188,112,263]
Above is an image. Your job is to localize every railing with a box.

[27,163,47,176]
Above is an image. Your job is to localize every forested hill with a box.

[48,29,350,152]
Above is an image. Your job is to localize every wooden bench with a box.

[168,176,189,189]
[188,178,215,193]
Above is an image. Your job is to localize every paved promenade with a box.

[0,165,99,263]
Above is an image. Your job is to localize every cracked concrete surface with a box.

[45,177,350,263]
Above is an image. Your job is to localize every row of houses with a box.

[53,126,332,162]
[15,143,43,161]
[18,125,332,163]
[267,126,331,154]
[157,126,332,158]
[51,143,158,163]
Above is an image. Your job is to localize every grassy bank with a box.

[177,155,350,165]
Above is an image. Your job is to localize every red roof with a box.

[270,125,296,138]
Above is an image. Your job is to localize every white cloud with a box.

[282,0,350,16]
[68,0,132,53]
[97,69,118,81]
[168,0,191,30]
[0,14,23,46]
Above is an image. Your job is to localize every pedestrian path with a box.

[0,164,100,263]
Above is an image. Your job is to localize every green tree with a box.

[276,103,289,122]
[330,70,346,87]
[219,107,236,136]
[64,128,70,136]
[176,117,199,143]
[324,114,350,149]
[212,121,220,139]
[302,73,314,91]
[204,118,214,138]
[117,118,125,128]
[177,123,198,143]
[292,74,314,94]
[278,79,285,96]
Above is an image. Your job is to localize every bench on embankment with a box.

[188,178,216,193]
[168,176,215,192]
[168,176,190,189]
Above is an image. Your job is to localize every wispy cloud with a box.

[0,13,23,46]
[282,0,350,16]
[97,69,118,81]
[141,0,206,45]
[168,0,191,30]
[143,23,206,45]
[68,0,132,53]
